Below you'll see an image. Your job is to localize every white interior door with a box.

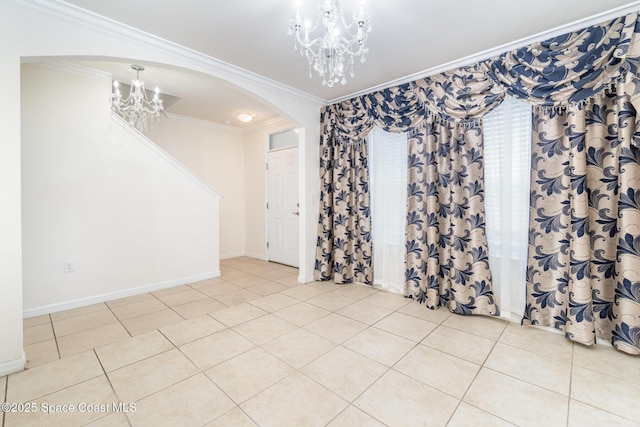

[267,146,299,267]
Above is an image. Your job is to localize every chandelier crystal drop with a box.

[111,64,164,131]
[287,0,372,87]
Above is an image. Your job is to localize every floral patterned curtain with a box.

[315,12,640,351]
[523,82,640,355]
[484,13,639,108]
[404,67,503,315]
[483,13,640,355]
[315,101,373,284]
[314,65,504,317]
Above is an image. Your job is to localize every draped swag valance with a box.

[327,65,506,147]
[322,12,640,144]
[316,12,640,354]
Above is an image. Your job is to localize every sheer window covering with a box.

[368,127,408,294]
[484,97,532,320]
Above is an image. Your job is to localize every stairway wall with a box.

[21,63,221,314]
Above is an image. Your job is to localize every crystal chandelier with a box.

[287,0,372,87]
[111,65,163,131]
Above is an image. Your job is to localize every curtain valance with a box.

[414,65,505,124]
[328,12,640,144]
[330,96,374,146]
[484,13,640,108]
[363,82,426,133]
[329,65,506,146]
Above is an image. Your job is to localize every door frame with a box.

[264,129,300,268]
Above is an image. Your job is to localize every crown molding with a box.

[165,113,243,134]
[167,113,291,135]
[243,116,292,134]
[13,0,640,108]
[10,0,326,108]
[25,59,112,79]
[329,2,640,104]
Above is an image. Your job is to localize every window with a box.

[269,129,298,151]
[367,126,408,293]
[366,103,532,316]
[483,96,532,319]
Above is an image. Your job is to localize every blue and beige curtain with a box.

[315,12,640,354]
[315,70,503,316]
[405,72,502,315]
[315,100,373,284]
[485,13,640,355]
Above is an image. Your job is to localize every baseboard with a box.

[220,252,246,260]
[220,251,267,261]
[499,311,525,324]
[23,271,221,318]
[0,353,26,376]
[244,252,267,261]
[300,275,315,283]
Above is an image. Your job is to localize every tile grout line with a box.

[148,291,189,323]
[566,342,574,427]
[50,313,62,368]
[418,316,471,427]
[2,372,7,427]
[103,301,133,341]
[224,287,390,422]
[92,348,133,427]
[20,259,622,426]
[290,294,437,425]
[198,364,249,424]
[446,320,511,426]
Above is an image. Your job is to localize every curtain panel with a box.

[316,11,640,352]
[483,12,640,354]
[405,67,503,315]
[523,82,640,355]
[314,104,373,284]
[314,65,503,316]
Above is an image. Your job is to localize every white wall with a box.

[146,117,297,262]
[0,0,321,375]
[21,64,221,313]
[0,37,25,376]
[145,119,245,258]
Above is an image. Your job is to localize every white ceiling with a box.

[51,0,640,126]
[67,59,281,128]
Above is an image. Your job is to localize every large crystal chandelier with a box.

[111,65,163,131]
[287,0,372,87]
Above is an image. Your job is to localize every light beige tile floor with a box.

[6,256,639,426]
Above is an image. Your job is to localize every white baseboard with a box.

[244,252,267,261]
[220,251,267,261]
[499,311,525,324]
[220,252,246,260]
[23,271,221,318]
[0,353,26,376]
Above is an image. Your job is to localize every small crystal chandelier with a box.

[111,65,163,131]
[287,0,372,87]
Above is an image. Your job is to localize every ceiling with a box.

[50,0,640,127]
[66,59,282,128]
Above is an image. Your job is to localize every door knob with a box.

[292,211,299,216]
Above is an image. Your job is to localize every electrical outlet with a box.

[63,259,76,273]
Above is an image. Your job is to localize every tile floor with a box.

[6,256,640,426]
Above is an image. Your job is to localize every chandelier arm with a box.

[287,0,371,86]
[111,65,164,131]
